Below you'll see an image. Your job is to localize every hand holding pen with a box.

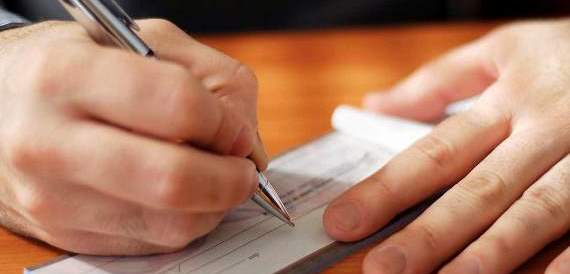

[0,2,283,256]
[59,0,293,226]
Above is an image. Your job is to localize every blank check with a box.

[26,106,435,274]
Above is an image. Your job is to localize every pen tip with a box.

[255,170,296,227]
[287,219,295,227]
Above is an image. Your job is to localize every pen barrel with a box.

[59,0,153,56]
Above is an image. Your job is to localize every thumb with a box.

[364,40,498,122]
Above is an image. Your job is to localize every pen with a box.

[58,0,294,227]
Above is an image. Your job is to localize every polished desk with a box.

[1,21,568,274]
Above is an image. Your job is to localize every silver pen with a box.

[58,0,294,227]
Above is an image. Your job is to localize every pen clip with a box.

[61,0,139,32]
[101,0,140,32]
[59,0,154,56]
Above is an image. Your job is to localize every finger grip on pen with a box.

[250,131,269,171]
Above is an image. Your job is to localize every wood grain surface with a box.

[1,21,567,274]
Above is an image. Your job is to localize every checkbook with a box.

[26,102,473,274]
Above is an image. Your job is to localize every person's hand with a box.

[0,19,268,255]
[324,19,570,274]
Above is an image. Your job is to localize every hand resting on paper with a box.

[324,19,570,274]
[0,19,268,255]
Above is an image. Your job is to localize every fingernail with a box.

[251,132,269,170]
[442,258,480,274]
[558,260,570,274]
[328,201,361,232]
[367,246,407,274]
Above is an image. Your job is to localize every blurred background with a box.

[6,0,570,34]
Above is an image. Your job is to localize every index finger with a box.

[136,19,268,165]
[323,100,510,241]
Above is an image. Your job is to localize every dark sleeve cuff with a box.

[0,9,29,31]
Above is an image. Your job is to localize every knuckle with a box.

[412,134,455,169]
[442,109,507,139]
[456,110,499,131]
[408,224,441,251]
[25,46,64,96]
[16,189,52,225]
[154,163,189,209]
[458,170,507,207]
[230,63,258,92]
[366,171,397,199]
[520,185,568,222]
[480,234,512,256]
[485,23,523,50]
[5,137,62,174]
[505,206,542,235]
[143,18,179,33]
[23,44,85,97]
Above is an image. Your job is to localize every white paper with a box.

[332,105,431,151]
[27,106,433,274]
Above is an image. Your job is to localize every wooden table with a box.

[1,21,568,274]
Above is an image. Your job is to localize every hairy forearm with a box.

[0,21,64,42]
